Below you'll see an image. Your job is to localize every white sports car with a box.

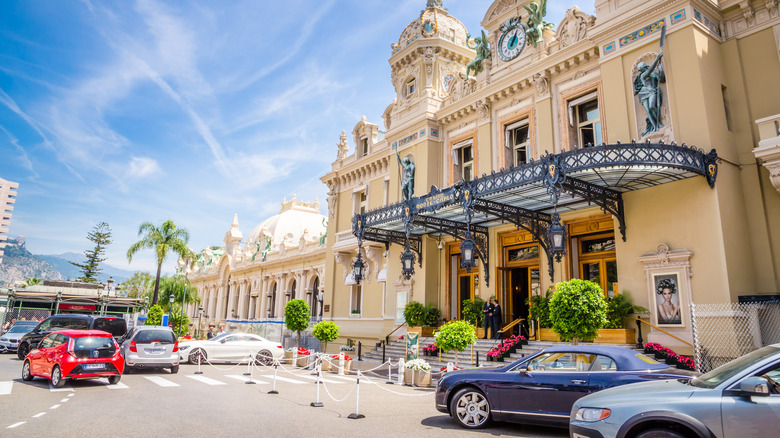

[178,332,283,365]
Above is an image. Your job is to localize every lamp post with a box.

[169,294,175,329]
[352,251,365,284]
[105,277,115,297]
[547,212,567,262]
[180,283,187,338]
[197,306,204,338]
[401,249,415,280]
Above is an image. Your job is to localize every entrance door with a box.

[457,273,476,320]
[506,267,539,337]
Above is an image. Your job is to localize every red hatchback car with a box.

[22,330,124,387]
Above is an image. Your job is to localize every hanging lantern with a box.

[460,238,477,272]
[352,251,365,284]
[547,214,567,262]
[401,249,416,280]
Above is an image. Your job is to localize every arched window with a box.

[311,277,320,317]
[268,283,277,318]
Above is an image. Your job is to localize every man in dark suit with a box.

[491,298,502,339]
[482,300,494,339]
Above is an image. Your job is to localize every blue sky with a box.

[0,0,570,275]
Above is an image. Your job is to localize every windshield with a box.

[691,345,780,388]
[8,325,34,334]
[210,333,231,342]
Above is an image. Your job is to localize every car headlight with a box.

[0,337,7,342]
[179,345,190,351]
[575,408,611,422]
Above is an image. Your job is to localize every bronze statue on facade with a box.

[523,0,554,48]
[465,30,490,80]
[396,149,415,201]
[634,26,667,136]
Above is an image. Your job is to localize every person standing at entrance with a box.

[482,300,494,339]
[491,299,502,340]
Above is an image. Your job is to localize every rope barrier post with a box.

[245,353,256,385]
[268,360,279,395]
[194,351,203,375]
[386,360,394,385]
[338,352,345,375]
[243,352,252,376]
[347,371,365,419]
[310,362,324,407]
[381,341,386,364]
[397,358,404,385]
[358,341,362,361]
[476,350,480,367]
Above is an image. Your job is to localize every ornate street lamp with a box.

[105,277,115,297]
[400,249,415,280]
[197,306,204,338]
[352,250,365,284]
[547,212,567,262]
[460,238,477,272]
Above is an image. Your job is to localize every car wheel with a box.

[636,429,687,438]
[108,374,121,385]
[189,349,207,364]
[255,350,273,366]
[22,361,33,381]
[51,366,65,388]
[17,342,29,360]
[170,365,179,374]
[450,387,491,429]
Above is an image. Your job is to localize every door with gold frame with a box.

[577,233,618,296]
[457,272,477,320]
[501,244,541,336]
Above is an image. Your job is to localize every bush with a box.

[312,321,340,352]
[604,292,647,329]
[284,299,311,348]
[461,297,486,327]
[527,287,553,328]
[434,320,477,361]
[145,305,163,326]
[549,279,607,343]
[403,301,441,327]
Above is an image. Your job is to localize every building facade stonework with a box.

[0,178,19,265]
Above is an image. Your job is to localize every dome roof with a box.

[394,2,469,55]
[245,196,326,250]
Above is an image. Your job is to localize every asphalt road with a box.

[0,353,568,438]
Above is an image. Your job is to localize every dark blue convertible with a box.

[435,345,695,429]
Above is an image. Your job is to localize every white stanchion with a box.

[243,352,253,376]
[268,360,279,394]
[397,358,404,385]
[310,362,324,407]
[194,352,203,374]
[338,352,345,375]
[386,361,394,384]
[447,362,454,373]
[347,371,365,419]
[246,353,256,385]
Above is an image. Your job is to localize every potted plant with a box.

[403,358,432,386]
[328,353,352,373]
[596,292,646,343]
[404,301,440,337]
[296,348,311,367]
[284,299,311,349]
[528,288,556,341]
[433,320,477,366]
[549,279,607,344]
[312,321,339,353]
[461,297,486,338]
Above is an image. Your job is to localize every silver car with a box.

[570,343,780,438]
[0,322,38,353]
[119,326,179,373]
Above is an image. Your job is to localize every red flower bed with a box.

[297,348,311,356]
[331,354,352,361]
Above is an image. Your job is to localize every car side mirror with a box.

[740,377,771,397]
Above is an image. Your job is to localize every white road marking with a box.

[50,404,61,410]
[60,398,69,402]
[328,375,358,381]
[255,375,306,385]
[293,374,344,384]
[144,376,179,387]
[106,382,129,390]
[225,375,269,384]
[7,422,25,429]
[48,383,73,392]
[67,393,74,397]
[0,381,12,395]
[186,375,226,386]
[33,412,46,418]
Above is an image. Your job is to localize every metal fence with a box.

[2,307,51,326]
[691,302,780,372]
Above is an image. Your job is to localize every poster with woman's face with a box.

[653,273,682,325]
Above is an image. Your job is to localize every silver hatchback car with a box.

[119,326,179,373]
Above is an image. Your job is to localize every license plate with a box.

[146,347,165,355]
[84,363,105,370]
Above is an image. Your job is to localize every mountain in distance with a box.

[38,252,134,284]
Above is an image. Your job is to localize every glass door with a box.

[578,233,618,296]
[457,273,476,320]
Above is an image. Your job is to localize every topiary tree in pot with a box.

[549,279,607,344]
[403,301,427,327]
[312,321,340,353]
[434,320,477,366]
[145,304,164,326]
[284,299,311,348]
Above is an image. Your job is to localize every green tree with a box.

[312,321,339,353]
[70,222,112,283]
[604,292,647,329]
[527,287,553,328]
[157,275,199,336]
[123,272,155,298]
[549,279,607,343]
[146,304,164,326]
[126,220,194,305]
[461,297,486,327]
[434,320,477,366]
[284,299,311,348]
[21,277,42,288]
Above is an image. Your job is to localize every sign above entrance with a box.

[414,187,456,212]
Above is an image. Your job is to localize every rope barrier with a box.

[319,374,357,403]
[361,376,436,397]
[347,371,365,419]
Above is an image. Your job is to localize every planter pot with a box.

[296,355,311,367]
[284,350,297,365]
[594,328,636,344]
[519,340,528,346]
[539,328,560,342]
[486,356,494,362]
[475,327,486,339]
[329,359,352,374]
[408,326,437,338]
[508,346,517,354]
[496,356,504,362]
[403,368,432,387]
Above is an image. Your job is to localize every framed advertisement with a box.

[652,273,682,326]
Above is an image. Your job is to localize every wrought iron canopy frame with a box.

[352,142,719,283]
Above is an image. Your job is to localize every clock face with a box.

[498,26,527,61]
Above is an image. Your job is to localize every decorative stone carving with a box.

[424,46,435,87]
[448,73,476,103]
[741,0,756,25]
[767,0,778,17]
[334,252,353,280]
[366,246,384,282]
[533,72,550,98]
[486,0,520,22]
[475,99,491,121]
[337,130,348,160]
[557,6,594,48]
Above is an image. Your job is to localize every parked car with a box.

[0,321,38,353]
[17,314,127,360]
[569,343,780,438]
[118,326,179,373]
[178,332,283,365]
[435,345,696,429]
[21,329,124,387]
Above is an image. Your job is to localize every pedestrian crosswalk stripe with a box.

[7,422,25,429]
[49,383,73,392]
[329,375,358,381]
[226,375,268,384]
[186,375,226,386]
[106,382,129,390]
[0,381,12,396]
[33,412,46,418]
[254,375,306,385]
[292,374,343,384]
[144,376,179,387]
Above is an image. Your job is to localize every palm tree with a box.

[127,220,195,305]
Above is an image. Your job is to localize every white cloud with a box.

[126,156,162,179]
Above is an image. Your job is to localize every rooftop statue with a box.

[465,30,490,80]
[426,0,443,9]
[634,26,667,136]
[523,0,554,48]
